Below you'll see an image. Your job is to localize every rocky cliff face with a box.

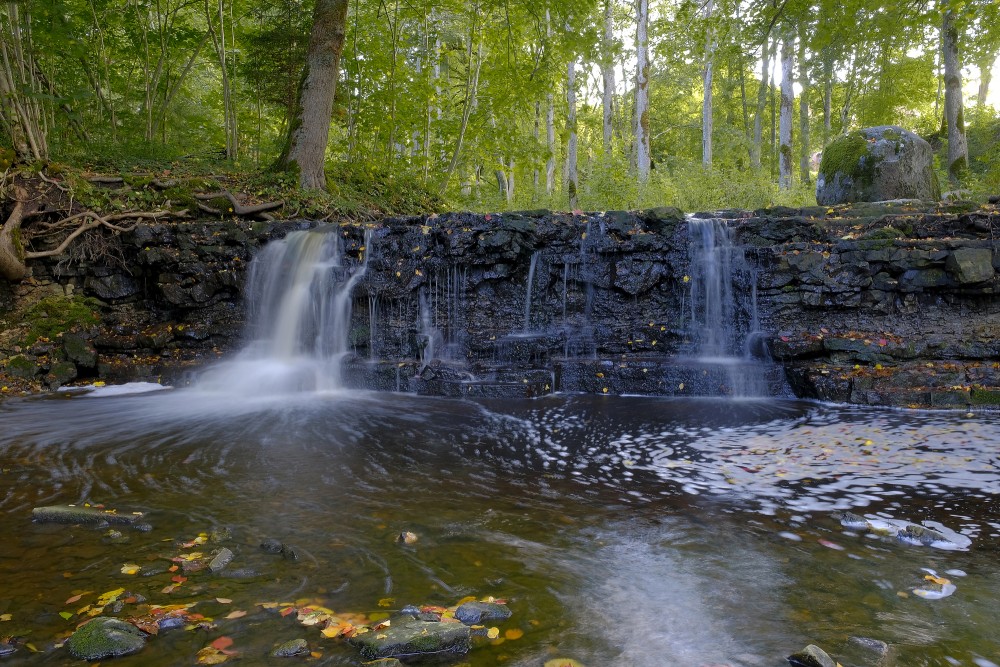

[2,200,999,409]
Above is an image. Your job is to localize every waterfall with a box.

[196,227,371,395]
[685,217,768,396]
[523,251,541,332]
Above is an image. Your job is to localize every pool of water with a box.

[1,387,998,665]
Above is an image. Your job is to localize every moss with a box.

[207,196,235,215]
[124,174,155,189]
[22,295,102,345]
[10,227,24,260]
[819,131,874,184]
[971,388,1000,405]
[861,226,906,241]
[881,128,901,141]
[4,355,39,379]
[159,186,200,212]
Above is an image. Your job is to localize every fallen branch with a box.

[87,176,125,185]
[194,190,283,217]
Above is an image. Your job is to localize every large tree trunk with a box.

[567,60,579,209]
[701,0,715,168]
[275,0,350,190]
[778,28,794,190]
[602,0,615,157]
[751,36,770,169]
[635,0,651,182]
[942,5,968,186]
[545,8,556,196]
[797,21,811,185]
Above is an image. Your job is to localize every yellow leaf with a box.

[321,626,342,638]
[924,575,950,586]
[98,588,125,606]
[486,627,500,640]
[505,628,524,640]
[377,598,395,608]
[121,563,141,575]
[0,613,12,621]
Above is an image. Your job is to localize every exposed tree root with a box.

[194,190,284,218]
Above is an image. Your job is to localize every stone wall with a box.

[2,200,999,408]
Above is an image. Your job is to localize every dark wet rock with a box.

[0,642,16,657]
[816,126,939,205]
[349,618,471,660]
[453,601,512,625]
[157,616,186,631]
[847,636,890,657]
[67,617,146,660]
[133,522,154,532]
[260,538,283,554]
[945,247,994,284]
[140,564,170,577]
[45,360,78,388]
[897,524,948,546]
[62,333,98,368]
[84,273,140,301]
[32,504,144,526]
[210,526,232,542]
[271,638,309,657]
[102,529,130,545]
[281,545,300,562]
[208,547,234,573]
[787,644,837,667]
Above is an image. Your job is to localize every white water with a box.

[686,217,769,396]
[195,227,371,395]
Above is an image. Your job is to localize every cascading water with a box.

[684,216,770,397]
[196,227,371,395]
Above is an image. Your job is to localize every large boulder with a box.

[816,126,940,205]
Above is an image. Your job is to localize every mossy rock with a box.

[4,355,39,379]
[46,360,78,388]
[22,295,101,345]
[349,618,471,660]
[970,388,1000,405]
[66,617,146,660]
[816,126,940,205]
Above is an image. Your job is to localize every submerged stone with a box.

[32,504,144,526]
[67,617,146,660]
[453,601,512,625]
[787,644,837,667]
[260,538,283,554]
[362,659,404,667]
[271,638,309,657]
[897,524,948,546]
[208,547,234,573]
[349,618,471,660]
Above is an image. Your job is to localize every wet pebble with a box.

[396,531,418,545]
[260,538,283,554]
[271,638,309,657]
[281,545,300,562]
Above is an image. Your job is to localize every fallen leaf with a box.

[59,611,74,620]
[505,628,524,640]
[65,594,83,605]
[216,598,232,604]
[486,627,500,640]
[225,610,247,620]
[121,563,141,575]
[210,636,234,651]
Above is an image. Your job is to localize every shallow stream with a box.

[1,387,999,665]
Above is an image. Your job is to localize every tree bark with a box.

[751,36,770,169]
[822,51,833,146]
[602,0,616,157]
[942,5,968,186]
[275,0,350,190]
[978,57,994,108]
[778,28,794,190]
[635,0,651,182]
[567,59,579,209]
[797,21,811,185]
[545,8,556,195]
[701,0,715,168]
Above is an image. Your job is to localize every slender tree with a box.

[942,2,968,186]
[778,27,794,190]
[701,0,716,168]
[635,0,650,182]
[601,0,615,156]
[276,0,350,190]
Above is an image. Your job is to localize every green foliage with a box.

[819,131,873,183]
[22,296,102,345]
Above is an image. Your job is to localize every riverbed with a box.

[1,387,998,665]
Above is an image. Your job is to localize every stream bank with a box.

[2,200,999,409]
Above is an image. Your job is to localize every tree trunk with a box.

[567,59,579,209]
[978,53,997,108]
[533,101,541,193]
[0,186,28,281]
[602,0,615,157]
[778,28,794,190]
[440,22,483,195]
[545,8,556,195]
[275,0,350,190]
[701,0,715,168]
[822,51,833,146]
[752,36,770,169]
[942,6,968,186]
[798,21,811,185]
[635,0,651,182]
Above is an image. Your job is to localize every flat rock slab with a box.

[32,504,145,526]
[349,618,471,660]
[67,617,146,660]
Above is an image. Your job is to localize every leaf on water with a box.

[924,575,950,585]
[310,652,322,659]
[210,636,234,651]
[225,611,247,620]
[121,563,141,575]
[280,607,295,617]
[216,598,232,604]
[97,588,125,606]
[0,614,12,622]
[196,646,229,665]
[171,575,187,584]
[486,627,500,640]
[505,628,524,640]
[377,598,394,608]
[65,594,83,605]
[161,584,177,594]
[59,611,74,620]
[321,625,342,639]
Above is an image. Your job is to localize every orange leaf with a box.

[210,636,234,651]
[280,607,295,617]
[505,628,524,640]
[65,594,83,605]
[171,575,187,584]
[168,565,179,572]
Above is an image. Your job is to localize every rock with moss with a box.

[67,617,146,660]
[945,247,994,284]
[816,126,940,205]
[4,355,40,379]
[271,638,309,657]
[32,504,146,526]
[46,360,78,388]
[787,644,837,667]
[349,618,471,660]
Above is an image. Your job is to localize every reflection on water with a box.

[1,389,999,665]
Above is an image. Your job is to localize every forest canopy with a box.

[1,0,998,213]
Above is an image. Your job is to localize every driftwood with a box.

[195,190,284,218]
